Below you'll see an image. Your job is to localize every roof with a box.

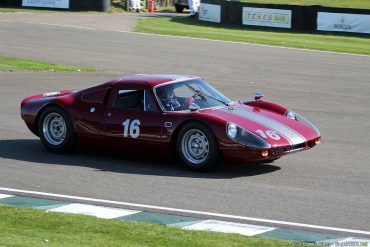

[107,74,199,88]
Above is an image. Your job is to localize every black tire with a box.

[176,122,219,171]
[38,106,77,153]
[175,4,184,13]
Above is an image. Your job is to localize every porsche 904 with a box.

[21,75,321,171]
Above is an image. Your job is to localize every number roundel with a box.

[256,129,281,140]
[122,119,141,138]
[266,130,280,140]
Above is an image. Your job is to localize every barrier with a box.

[199,0,222,23]
[317,6,370,34]
[0,0,111,12]
[1,0,369,33]
[198,0,370,35]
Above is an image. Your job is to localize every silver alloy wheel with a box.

[42,112,67,146]
[181,129,209,165]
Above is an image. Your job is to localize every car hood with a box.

[200,103,320,147]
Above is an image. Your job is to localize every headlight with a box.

[227,122,271,149]
[295,113,321,136]
[285,110,297,120]
[285,110,320,136]
[227,123,237,139]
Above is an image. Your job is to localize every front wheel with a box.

[38,106,77,153]
[176,122,219,171]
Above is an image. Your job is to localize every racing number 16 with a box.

[122,119,141,138]
[256,129,281,140]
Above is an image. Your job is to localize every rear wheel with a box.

[38,106,77,153]
[176,122,219,171]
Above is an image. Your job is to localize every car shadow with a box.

[0,139,281,179]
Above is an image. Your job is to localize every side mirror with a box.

[189,103,200,111]
[254,92,264,101]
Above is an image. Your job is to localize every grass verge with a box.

[134,17,370,55]
[0,205,289,247]
[0,56,97,72]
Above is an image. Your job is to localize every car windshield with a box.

[155,79,232,112]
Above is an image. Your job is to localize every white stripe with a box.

[0,19,368,58]
[0,194,13,199]
[183,220,276,236]
[231,109,306,145]
[0,187,369,236]
[48,203,140,219]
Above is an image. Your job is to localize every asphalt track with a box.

[0,13,370,235]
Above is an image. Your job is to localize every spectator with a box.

[188,0,199,17]
[131,0,141,12]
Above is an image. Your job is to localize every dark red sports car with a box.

[21,74,321,171]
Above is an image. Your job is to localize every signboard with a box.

[317,12,370,34]
[22,0,69,9]
[199,3,221,23]
[242,7,292,29]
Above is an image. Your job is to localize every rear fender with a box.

[21,90,75,107]
[21,91,75,136]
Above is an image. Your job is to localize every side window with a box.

[115,89,158,112]
[115,90,144,110]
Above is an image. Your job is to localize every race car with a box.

[21,74,321,171]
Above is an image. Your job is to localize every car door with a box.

[102,84,163,153]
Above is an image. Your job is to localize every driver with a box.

[158,85,181,111]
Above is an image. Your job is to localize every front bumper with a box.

[222,138,319,164]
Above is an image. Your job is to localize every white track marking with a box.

[0,193,13,199]
[183,220,276,236]
[0,19,369,58]
[48,203,140,219]
[1,187,369,236]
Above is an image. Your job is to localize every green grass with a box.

[241,0,370,9]
[134,17,370,55]
[0,56,97,72]
[0,205,289,247]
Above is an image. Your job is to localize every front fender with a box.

[243,100,288,115]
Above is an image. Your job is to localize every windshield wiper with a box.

[186,84,229,107]
[186,84,206,100]
[204,93,229,107]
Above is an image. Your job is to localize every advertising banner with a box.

[317,12,370,34]
[199,3,221,23]
[22,0,69,9]
[242,7,292,28]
